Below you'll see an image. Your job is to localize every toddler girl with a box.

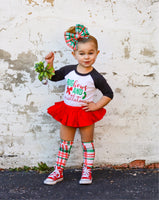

[43,24,113,185]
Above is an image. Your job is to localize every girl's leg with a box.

[60,124,76,141]
[44,125,76,185]
[79,124,95,184]
[79,124,94,143]
[56,125,76,168]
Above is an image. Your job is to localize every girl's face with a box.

[72,41,99,69]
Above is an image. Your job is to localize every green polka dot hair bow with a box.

[64,24,89,50]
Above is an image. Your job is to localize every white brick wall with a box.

[0,0,159,168]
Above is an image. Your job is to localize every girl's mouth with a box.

[84,61,90,64]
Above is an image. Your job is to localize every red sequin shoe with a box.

[44,166,63,185]
[79,165,92,184]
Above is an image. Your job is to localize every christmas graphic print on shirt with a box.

[64,70,96,107]
[50,65,113,107]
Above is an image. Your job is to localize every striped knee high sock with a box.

[56,139,73,169]
[82,141,95,168]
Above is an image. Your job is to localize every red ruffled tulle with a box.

[47,101,106,127]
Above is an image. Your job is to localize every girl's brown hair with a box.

[66,26,98,50]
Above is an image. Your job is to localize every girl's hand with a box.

[82,96,112,112]
[45,52,54,68]
[82,101,98,112]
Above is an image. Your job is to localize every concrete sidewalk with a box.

[0,168,158,200]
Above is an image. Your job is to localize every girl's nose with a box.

[85,54,89,59]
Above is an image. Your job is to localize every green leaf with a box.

[34,61,55,82]
[38,73,43,81]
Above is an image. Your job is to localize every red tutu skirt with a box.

[47,101,106,127]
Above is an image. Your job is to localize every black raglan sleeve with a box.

[50,65,76,82]
[91,69,114,99]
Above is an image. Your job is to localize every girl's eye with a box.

[79,53,84,55]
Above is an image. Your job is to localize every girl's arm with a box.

[45,52,64,81]
[45,52,55,72]
[82,96,112,112]
[45,52,75,82]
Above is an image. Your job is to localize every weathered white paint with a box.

[0,0,159,168]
